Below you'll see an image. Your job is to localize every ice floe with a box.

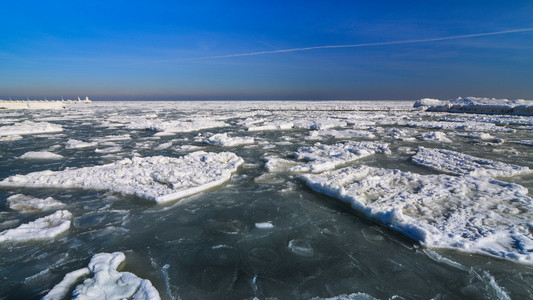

[411,147,530,177]
[65,139,98,149]
[405,120,514,132]
[302,165,533,264]
[414,97,533,116]
[7,194,65,213]
[204,133,255,147]
[416,132,452,143]
[0,210,71,243]
[512,140,533,146]
[264,142,390,173]
[127,118,227,134]
[19,151,64,160]
[0,121,63,136]
[307,129,376,140]
[43,252,160,300]
[0,151,243,203]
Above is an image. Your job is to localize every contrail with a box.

[178,27,533,61]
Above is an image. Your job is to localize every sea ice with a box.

[302,165,533,264]
[405,120,514,133]
[204,133,255,147]
[65,139,98,149]
[411,147,530,177]
[43,252,160,300]
[127,119,227,134]
[512,140,533,146]
[19,151,64,160]
[0,121,63,136]
[7,194,65,213]
[291,142,391,173]
[307,129,376,140]
[0,151,243,203]
[0,210,71,243]
[414,97,533,116]
[416,132,452,143]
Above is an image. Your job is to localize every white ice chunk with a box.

[154,141,173,150]
[255,222,274,229]
[44,252,160,300]
[291,142,391,173]
[416,132,452,143]
[127,119,227,134]
[302,166,533,264]
[19,151,64,160]
[414,97,533,116]
[0,210,71,243]
[307,129,375,140]
[0,135,23,141]
[0,121,63,136]
[312,292,378,300]
[457,132,495,140]
[204,133,255,147]
[7,194,65,213]
[65,139,98,149]
[412,147,531,177]
[247,121,294,132]
[0,151,243,204]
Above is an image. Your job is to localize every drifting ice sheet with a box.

[0,151,243,204]
[7,194,65,213]
[302,166,533,264]
[127,119,227,134]
[204,133,255,147]
[19,151,64,160]
[0,210,71,243]
[0,121,63,136]
[412,147,531,177]
[43,252,160,300]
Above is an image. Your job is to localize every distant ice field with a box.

[1,100,532,299]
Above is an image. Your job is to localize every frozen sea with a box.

[1,100,532,299]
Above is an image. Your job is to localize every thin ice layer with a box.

[43,252,160,300]
[412,147,530,177]
[204,133,255,147]
[302,166,533,264]
[7,194,65,213]
[0,210,71,243]
[0,151,243,204]
[0,121,63,136]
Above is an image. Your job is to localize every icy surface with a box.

[405,120,514,132]
[414,97,533,116]
[307,129,376,140]
[0,210,71,243]
[416,132,452,143]
[44,252,160,300]
[65,139,98,149]
[0,121,63,136]
[204,133,255,147]
[127,119,227,134]
[0,151,243,203]
[19,151,64,160]
[7,194,65,213]
[412,147,531,177]
[302,166,533,264]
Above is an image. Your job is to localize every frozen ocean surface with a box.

[0,100,532,299]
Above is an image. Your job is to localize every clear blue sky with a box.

[1,1,532,100]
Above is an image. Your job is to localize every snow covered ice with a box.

[302,165,533,264]
[0,100,532,299]
[1,151,243,203]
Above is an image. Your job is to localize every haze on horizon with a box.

[1,1,532,101]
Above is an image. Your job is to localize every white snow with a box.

[414,97,533,116]
[0,151,243,204]
[65,139,98,149]
[0,121,63,136]
[302,165,533,264]
[19,151,64,160]
[411,147,530,177]
[416,132,452,143]
[7,194,65,213]
[0,210,72,243]
[43,252,160,300]
[204,133,255,147]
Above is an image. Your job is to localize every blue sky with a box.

[1,1,532,100]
